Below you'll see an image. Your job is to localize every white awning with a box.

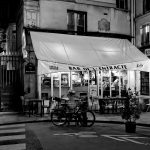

[30,31,150,74]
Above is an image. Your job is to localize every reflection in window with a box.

[120,70,127,97]
[72,71,88,87]
[102,70,110,97]
[140,24,150,46]
[111,71,119,97]
[143,0,150,14]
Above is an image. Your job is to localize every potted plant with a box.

[121,89,141,133]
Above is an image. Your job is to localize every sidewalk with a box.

[0,111,150,126]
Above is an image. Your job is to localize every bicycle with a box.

[51,97,95,127]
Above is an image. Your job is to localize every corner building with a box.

[14,0,149,111]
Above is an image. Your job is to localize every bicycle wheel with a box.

[79,110,95,127]
[51,109,67,126]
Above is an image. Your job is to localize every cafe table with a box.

[28,99,44,117]
[98,97,127,114]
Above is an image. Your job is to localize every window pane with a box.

[144,0,150,13]
[77,13,86,32]
[111,71,119,97]
[146,25,149,44]
[116,0,127,10]
[140,27,144,45]
[120,70,127,97]
[141,71,149,95]
[77,13,84,26]
[141,24,150,46]
[68,12,74,25]
[125,0,128,9]
[67,12,75,31]
[116,0,119,8]
[146,0,150,12]
[120,0,125,9]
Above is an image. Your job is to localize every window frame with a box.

[67,10,87,34]
[116,0,128,10]
[143,0,150,14]
[140,23,150,46]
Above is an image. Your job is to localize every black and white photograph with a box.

[0,0,150,150]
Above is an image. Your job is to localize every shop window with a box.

[67,10,87,34]
[41,75,51,89]
[143,0,150,14]
[140,24,150,46]
[102,70,110,97]
[100,70,127,98]
[141,71,149,95]
[26,11,37,28]
[116,0,128,10]
[111,71,119,97]
[72,71,88,87]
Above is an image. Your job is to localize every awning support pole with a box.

[88,70,90,102]
[70,70,72,90]
[51,73,53,99]
[37,61,41,99]
[59,73,61,98]
[38,74,41,99]
[119,70,121,97]
[109,70,112,97]
[97,70,99,97]
[101,71,103,98]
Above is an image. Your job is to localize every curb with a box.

[0,119,50,126]
[0,119,150,127]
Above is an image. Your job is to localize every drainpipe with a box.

[131,0,135,44]
[0,55,2,112]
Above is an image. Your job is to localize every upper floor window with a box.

[67,10,87,34]
[143,0,150,14]
[140,24,150,46]
[141,71,149,95]
[116,0,128,10]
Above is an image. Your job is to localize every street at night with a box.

[24,122,150,150]
[1,0,150,150]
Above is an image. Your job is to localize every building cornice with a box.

[135,11,150,22]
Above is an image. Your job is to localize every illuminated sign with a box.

[68,64,127,71]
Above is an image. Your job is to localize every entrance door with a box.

[0,54,22,111]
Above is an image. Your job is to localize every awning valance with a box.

[30,31,149,74]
